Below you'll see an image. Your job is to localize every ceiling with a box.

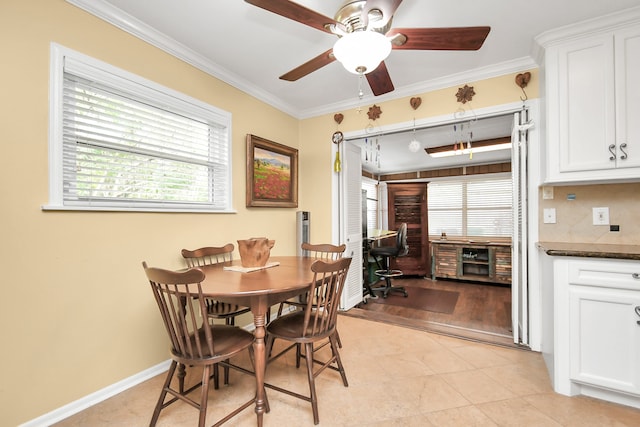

[66,0,638,174]
[68,0,640,119]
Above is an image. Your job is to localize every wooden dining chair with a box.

[277,242,346,316]
[265,257,352,425]
[276,242,347,347]
[142,262,256,427]
[181,244,251,326]
[181,244,251,389]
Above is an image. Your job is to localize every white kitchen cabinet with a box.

[553,257,640,409]
[569,285,640,395]
[543,15,640,184]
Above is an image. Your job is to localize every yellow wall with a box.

[0,1,321,425]
[1,1,540,425]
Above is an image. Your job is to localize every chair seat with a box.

[369,246,400,258]
[267,311,332,342]
[172,325,254,363]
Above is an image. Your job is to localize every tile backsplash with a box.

[539,183,640,245]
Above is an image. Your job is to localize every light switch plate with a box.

[592,207,610,225]
[542,186,554,200]
[543,208,556,224]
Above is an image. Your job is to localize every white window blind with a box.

[46,44,232,212]
[362,179,378,231]
[428,176,512,237]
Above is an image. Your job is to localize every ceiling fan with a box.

[245,0,490,96]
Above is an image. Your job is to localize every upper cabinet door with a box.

[615,26,640,171]
[544,20,640,184]
[557,35,615,174]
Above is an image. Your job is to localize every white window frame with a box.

[44,43,234,213]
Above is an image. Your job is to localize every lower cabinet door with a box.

[569,285,640,395]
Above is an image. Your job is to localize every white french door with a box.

[339,142,364,310]
[512,108,530,346]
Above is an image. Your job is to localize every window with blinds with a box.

[46,44,232,212]
[362,179,378,231]
[428,176,512,237]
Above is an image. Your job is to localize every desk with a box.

[363,230,397,298]
[367,229,397,243]
[197,256,314,427]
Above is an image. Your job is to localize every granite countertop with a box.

[537,242,640,261]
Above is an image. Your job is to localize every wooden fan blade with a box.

[361,0,403,29]
[388,27,491,50]
[245,0,340,34]
[280,49,336,81]
[366,61,394,96]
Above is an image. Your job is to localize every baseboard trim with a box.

[20,360,171,427]
[20,311,293,426]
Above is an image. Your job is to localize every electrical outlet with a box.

[543,208,556,224]
[592,207,610,225]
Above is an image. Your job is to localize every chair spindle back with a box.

[143,262,216,361]
[301,242,346,260]
[301,257,352,338]
[181,243,234,268]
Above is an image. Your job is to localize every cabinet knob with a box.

[620,143,628,160]
[633,273,640,279]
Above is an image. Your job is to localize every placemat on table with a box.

[223,261,280,273]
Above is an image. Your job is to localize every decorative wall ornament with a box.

[367,104,382,120]
[455,84,475,104]
[410,97,422,110]
[334,113,344,124]
[515,72,531,101]
[515,72,531,89]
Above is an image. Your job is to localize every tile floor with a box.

[54,315,640,426]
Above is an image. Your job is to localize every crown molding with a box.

[535,5,640,49]
[64,0,299,116]
[300,56,538,119]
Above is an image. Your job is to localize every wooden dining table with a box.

[196,256,316,427]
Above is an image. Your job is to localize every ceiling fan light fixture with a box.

[333,31,391,75]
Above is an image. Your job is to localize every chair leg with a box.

[335,329,343,348]
[151,361,177,426]
[330,333,349,387]
[212,364,219,389]
[295,343,302,368]
[223,359,230,386]
[304,342,320,425]
[198,365,212,427]
[177,363,186,393]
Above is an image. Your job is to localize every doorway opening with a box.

[337,101,540,349]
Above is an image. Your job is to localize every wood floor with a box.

[345,276,520,348]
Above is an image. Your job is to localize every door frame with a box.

[334,100,542,351]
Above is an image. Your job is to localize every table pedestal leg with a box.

[252,308,267,427]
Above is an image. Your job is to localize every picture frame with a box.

[246,134,298,208]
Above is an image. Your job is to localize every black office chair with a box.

[370,223,409,298]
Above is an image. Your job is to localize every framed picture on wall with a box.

[246,134,298,208]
